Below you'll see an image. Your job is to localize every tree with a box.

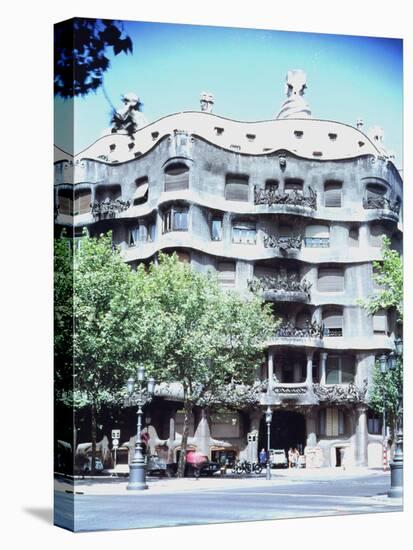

[54,18,133,98]
[144,253,276,477]
[361,236,403,438]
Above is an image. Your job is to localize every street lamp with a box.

[379,337,403,499]
[125,366,156,490]
[265,406,273,480]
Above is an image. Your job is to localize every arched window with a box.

[285,178,304,193]
[133,177,149,205]
[366,183,387,199]
[164,162,189,191]
[322,308,343,337]
[324,181,342,207]
[304,225,330,247]
[225,175,249,202]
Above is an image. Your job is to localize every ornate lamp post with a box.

[265,406,273,480]
[126,366,156,491]
[379,337,403,498]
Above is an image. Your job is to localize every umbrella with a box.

[186,451,208,466]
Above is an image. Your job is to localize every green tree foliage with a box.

[54,18,133,98]
[361,236,403,438]
[145,253,277,476]
[363,236,403,321]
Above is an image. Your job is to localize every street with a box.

[54,472,402,531]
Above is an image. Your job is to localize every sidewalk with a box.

[55,467,387,497]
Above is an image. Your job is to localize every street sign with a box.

[112,429,120,439]
[112,438,119,447]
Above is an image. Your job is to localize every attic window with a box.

[328,133,338,141]
[294,130,304,138]
[134,151,142,158]
[151,131,159,140]
[313,151,323,157]
[358,141,365,147]
[128,142,135,150]
[214,127,224,136]
[109,144,116,151]
[230,144,241,151]
[246,133,256,141]
[263,147,272,152]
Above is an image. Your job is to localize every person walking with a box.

[294,448,300,469]
[288,447,294,468]
[259,448,267,466]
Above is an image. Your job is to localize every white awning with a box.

[133,183,149,200]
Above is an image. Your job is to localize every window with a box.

[246,133,256,141]
[285,178,304,193]
[214,127,224,136]
[211,217,223,241]
[323,309,343,337]
[318,267,344,292]
[370,223,386,247]
[326,356,355,384]
[59,190,73,215]
[225,175,249,201]
[232,222,256,244]
[372,263,382,290]
[254,265,278,279]
[328,133,338,141]
[129,223,149,246]
[265,179,279,192]
[324,181,342,207]
[133,177,149,205]
[176,251,190,263]
[366,183,387,199]
[164,163,189,191]
[294,130,304,138]
[373,310,388,335]
[217,261,236,287]
[367,410,383,435]
[163,206,189,233]
[95,184,121,202]
[296,311,311,328]
[304,225,330,248]
[74,189,91,215]
[318,409,346,436]
[349,226,359,247]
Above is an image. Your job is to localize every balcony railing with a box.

[275,321,324,339]
[91,198,131,219]
[263,234,303,251]
[363,196,400,214]
[248,276,311,297]
[312,380,368,403]
[254,185,317,209]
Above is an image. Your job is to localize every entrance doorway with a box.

[335,447,345,467]
[259,410,306,457]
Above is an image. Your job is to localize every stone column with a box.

[320,352,327,385]
[359,224,369,250]
[306,408,317,447]
[245,410,262,462]
[306,350,314,385]
[268,348,274,390]
[355,405,368,467]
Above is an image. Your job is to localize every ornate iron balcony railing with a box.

[363,196,400,214]
[91,198,131,219]
[275,321,324,339]
[263,234,303,251]
[248,276,311,296]
[312,380,368,403]
[254,185,317,209]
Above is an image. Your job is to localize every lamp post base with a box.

[388,433,403,499]
[127,463,148,491]
[266,464,271,480]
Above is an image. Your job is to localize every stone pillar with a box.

[306,350,314,385]
[268,348,274,389]
[167,409,176,463]
[245,410,262,462]
[306,409,317,447]
[320,352,327,385]
[355,405,368,467]
[359,224,369,250]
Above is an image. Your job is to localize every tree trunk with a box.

[91,401,97,475]
[177,399,192,478]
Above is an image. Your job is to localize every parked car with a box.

[77,457,104,474]
[146,455,167,477]
[269,449,288,468]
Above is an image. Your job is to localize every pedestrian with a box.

[259,448,267,466]
[288,447,294,468]
[294,448,300,469]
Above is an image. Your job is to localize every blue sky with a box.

[55,21,403,166]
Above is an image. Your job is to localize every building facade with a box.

[55,72,403,469]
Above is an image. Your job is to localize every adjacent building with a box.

[54,71,403,469]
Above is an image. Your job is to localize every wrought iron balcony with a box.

[263,234,303,251]
[254,185,317,209]
[363,196,400,214]
[275,320,324,339]
[312,380,368,403]
[248,276,311,300]
[91,198,131,219]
